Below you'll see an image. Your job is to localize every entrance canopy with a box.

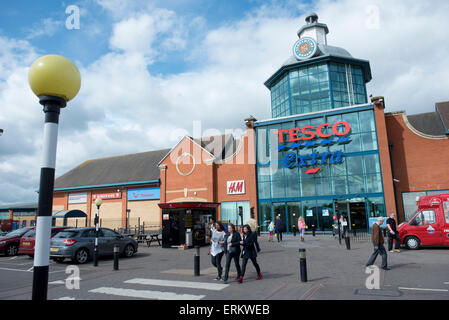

[52,210,87,219]
[52,210,87,227]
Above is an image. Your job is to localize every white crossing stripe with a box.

[55,297,76,300]
[399,287,448,292]
[49,280,65,285]
[124,278,229,291]
[89,287,205,300]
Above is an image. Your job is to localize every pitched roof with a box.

[0,202,38,210]
[54,149,170,190]
[192,134,240,160]
[435,101,449,133]
[407,111,447,136]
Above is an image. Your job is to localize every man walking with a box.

[274,216,284,242]
[366,217,389,270]
[245,212,260,252]
[386,212,401,253]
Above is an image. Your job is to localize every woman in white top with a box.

[210,222,226,280]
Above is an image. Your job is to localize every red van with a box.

[398,194,449,249]
[19,227,69,257]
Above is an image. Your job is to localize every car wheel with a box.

[28,254,34,258]
[5,244,18,256]
[72,248,89,264]
[405,236,420,250]
[123,244,135,257]
[53,257,65,263]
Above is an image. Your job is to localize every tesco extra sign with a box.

[274,121,352,174]
[274,121,351,143]
[227,180,245,195]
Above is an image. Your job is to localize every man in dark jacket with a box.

[274,216,283,242]
[366,217,389,270]
[386,212,401,253]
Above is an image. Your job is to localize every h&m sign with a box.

[227,180,245,195]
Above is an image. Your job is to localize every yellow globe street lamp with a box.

[28,54,81,301]
[94,197,103,266]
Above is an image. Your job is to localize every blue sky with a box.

[1,0,449,204]
[0,0,308,74]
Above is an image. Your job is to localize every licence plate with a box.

[50,247,59,252]
[22,242,30,246]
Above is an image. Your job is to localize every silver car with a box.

[50,227,138,264]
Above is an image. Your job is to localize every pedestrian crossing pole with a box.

[32,96,66,300]
[94,198,103,267]
[28,54,81,301]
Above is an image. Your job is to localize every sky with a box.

[1,0,449,205]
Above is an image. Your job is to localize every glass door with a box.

[317,200,334,231]
[302,200,318,231]
[287,202,301,233]
[272,202,287,232]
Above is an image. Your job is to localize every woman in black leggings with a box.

[237,224,262,283]
[221,223,242,284]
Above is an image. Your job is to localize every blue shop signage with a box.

[127,187,160,201]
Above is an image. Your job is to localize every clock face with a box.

[293,37,317,60]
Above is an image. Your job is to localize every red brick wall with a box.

[159,130,258,222]
[386,111,449,222]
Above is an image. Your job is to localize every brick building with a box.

[386,101,449,222]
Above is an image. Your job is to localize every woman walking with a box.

[268,221,275,242]
[298,216,306,242]
[221,223,242,284]
[237,224,262,283]
[210,222,226,280]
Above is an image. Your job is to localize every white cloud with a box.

[1,0,449,204]
[26,18,63,39]
[109,9,185,62]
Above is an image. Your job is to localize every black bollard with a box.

[113,245,119,270]
[312,225,316,237]
[299,248,307,282]
[345,234,351,250]
[194,246,200,276]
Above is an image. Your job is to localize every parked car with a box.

[399,194,449,250]
[0,227,33,256]
[49,227,138,264]
[19,227,69,257]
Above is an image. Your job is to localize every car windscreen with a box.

[23,229,36,238]
[5,228,30,237]
[54,231,79,239]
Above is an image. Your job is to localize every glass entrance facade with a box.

[255,105,386,232]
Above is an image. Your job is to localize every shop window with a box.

[258,203,272,232]
[220,201,250,225]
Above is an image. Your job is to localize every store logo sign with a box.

[68,192,87,204]
[92,193,121,200]
[127,187,160,201]
[227,180,245,195]
[274,121,351,174]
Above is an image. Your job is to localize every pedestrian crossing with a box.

[58,277,230,300]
